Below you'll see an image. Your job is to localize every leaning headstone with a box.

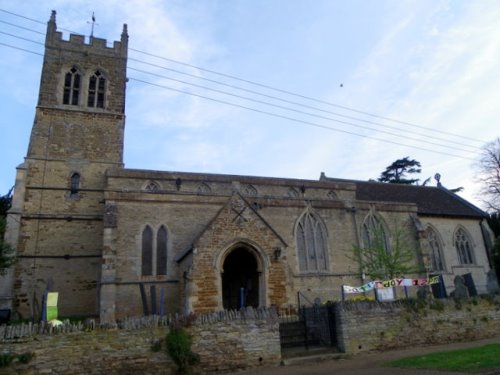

[450,275,468,299]
[486,270,499,295]
[417,285,430,300]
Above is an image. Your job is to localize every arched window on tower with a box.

[454,227,474,265]
[157,225,168,276]
[296,210,328,272]
[63,66,81,105]
[142,226,153,276]
[70,173,80,197]
[425,226,445,271]
[88,70,106,108]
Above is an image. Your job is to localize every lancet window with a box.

[63,66,81,105]
[296,210,328,272]
[88,70,106,108]
[141,225,168,276]
[454,227,474,265]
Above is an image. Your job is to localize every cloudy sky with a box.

[0,0,499,209]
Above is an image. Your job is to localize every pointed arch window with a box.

[426,226,445,271]
[361,213,389,252]
[141,226,153,276]
[63,66,81,105]
[157,226,168,276]
[296,211,328,272]
[70,173,80,196]
[455,228,474,265]
[88,70,106,108]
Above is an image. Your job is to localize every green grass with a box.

[386,344,500,373]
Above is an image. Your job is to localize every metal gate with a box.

[279,304,337,350]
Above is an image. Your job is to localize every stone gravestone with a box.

[450,275,468,300]
[486,270,499,295]
[417,285,430,300]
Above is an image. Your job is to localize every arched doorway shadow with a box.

[222,247,260,310]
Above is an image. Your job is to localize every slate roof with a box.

[355,181,486,218]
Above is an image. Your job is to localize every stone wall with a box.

[335,297,500,353]
[190,308,281,373]
[0,308,280,374]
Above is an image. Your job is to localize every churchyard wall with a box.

[335,297,500,353]
[0,308,280,374]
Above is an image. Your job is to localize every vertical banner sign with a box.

[46,292,59,321]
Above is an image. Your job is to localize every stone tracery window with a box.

[288,187,300,198]
[63,66,81,105]
[454,227,474,265]
[426,226,445,271]
[88,70,106,108]
[145,181,161,192]
[296,210,328,272]
[361,213,389,251]
[197,182,211,194]
[243,184,258,197]
[327,190,338,200]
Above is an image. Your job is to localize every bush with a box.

[0,353,14,368]
[165,327,199,374]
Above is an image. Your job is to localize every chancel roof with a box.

[354,180,486,218]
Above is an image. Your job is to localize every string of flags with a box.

[343,276,440,294]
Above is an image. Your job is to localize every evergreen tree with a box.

[378,157,422,185]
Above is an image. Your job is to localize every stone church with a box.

[1,12,494,323]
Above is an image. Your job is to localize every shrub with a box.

[17,352,34,364]
[165,327,199,374]
[0,353,14,368]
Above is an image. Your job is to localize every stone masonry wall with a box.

[335,297,500,353]
[0,308,280,375]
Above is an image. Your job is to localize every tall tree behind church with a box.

[378,157,422,185]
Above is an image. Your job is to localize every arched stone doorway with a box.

[222,247,260,310]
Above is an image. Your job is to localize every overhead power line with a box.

[0,11,488,160]
[128,66,479,154]
[129,77,478,162]
[0,26,483,153]
[0,8,488,146]
[129,47,487,144]
[0,38,484,159]
[0,41,43,56]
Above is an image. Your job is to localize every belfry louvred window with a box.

[88,70,106,108]
[63,66,81,105]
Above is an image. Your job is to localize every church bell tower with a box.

[5,11,128,319]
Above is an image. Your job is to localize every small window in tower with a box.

[70,173,80,197]
[63,66,81,105]
[88,70,106,108]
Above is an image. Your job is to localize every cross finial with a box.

[88,12,99,38]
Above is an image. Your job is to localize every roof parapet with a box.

[45,10,128,58]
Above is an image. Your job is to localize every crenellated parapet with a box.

[45,10,128,58]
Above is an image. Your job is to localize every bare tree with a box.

[477,138,500,212]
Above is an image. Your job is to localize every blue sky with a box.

[0,0,499,209]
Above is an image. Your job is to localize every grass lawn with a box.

[385,344,500,373]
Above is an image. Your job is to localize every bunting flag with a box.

[343,276,439,294]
